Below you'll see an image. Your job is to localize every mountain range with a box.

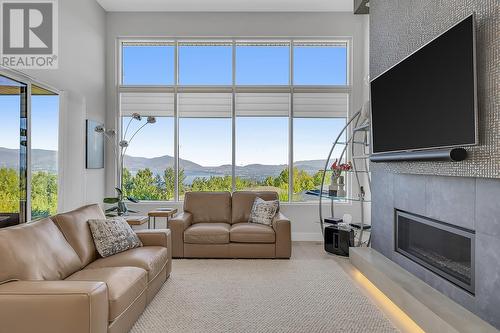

[0,147,326,181]
[0,147,58,173]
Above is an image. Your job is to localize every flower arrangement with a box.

[330,159,352,178]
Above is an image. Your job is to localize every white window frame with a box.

[117,38,352,203]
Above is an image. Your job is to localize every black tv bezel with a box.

[369,13,479,156]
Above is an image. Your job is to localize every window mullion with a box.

[26,83,32,222]
[174,41,179,201]
[231,40,236,193]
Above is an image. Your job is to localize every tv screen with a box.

[370,14,477,154]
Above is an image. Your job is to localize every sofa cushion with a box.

[84,246,168,282]
[230,223,276,243]
[66,267,147,322]
[184,223,230,244]
[88,217,142,257]
[0,218,81,283]
[184,192,231,224]
[52,204,106,267]
[231,191,279,224]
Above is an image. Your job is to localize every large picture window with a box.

[119,39,350,202]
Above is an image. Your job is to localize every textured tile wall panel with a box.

[370,0,500,178]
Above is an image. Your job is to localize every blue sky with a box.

[122,44,347,85]
[1,94,58,151]
[31,95,59,150]
[124,116,345,166]
[1,44,347,167]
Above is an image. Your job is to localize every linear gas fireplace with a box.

[395,210,475,294]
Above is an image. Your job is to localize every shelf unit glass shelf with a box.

[305,190,371,202]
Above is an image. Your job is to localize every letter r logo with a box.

[2,2,53,54]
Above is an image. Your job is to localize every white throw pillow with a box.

[88,217,142,257]
[249,197,279,226]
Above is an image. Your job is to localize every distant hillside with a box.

[0,147,58,173]
[124,155,326,181]
[0,147,326,180]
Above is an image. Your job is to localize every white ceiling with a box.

[96,0,353,12]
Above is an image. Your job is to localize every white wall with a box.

[105,12,370,240]
[22,0,107,211]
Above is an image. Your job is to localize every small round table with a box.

[147,209,178,229]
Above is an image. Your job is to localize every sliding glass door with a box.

[0,72,59,227]
[0,75,28,227]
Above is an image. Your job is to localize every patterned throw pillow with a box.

[249,197,279,226]
[88,217,142,258]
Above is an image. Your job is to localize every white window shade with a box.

[121,92,174,117]
[178,93,232,118]
[236,93,290,117]
[293,93,348,118]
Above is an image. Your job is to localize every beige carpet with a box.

[131,245,399,333]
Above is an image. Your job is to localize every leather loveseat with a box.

[169,191,291,258]
[0,204,171,333]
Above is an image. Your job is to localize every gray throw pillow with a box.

[88,217,142,257]
[249,197,279,226]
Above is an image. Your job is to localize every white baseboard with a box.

[292,232,323,242]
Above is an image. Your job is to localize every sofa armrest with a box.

[272,212,292,258]
[0,280,108,333]
[167,212,193,258]
[135,229,171,248]
[135,229,172,277]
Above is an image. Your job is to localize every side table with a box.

[125,216,148,226]
[147,209,178,229]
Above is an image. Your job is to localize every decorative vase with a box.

[329,174,340,196]
[337,176,346,197]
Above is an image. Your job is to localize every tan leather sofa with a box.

[0,204,171,333]
[169,191,291,258]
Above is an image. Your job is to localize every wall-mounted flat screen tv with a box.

[370,14,477,154]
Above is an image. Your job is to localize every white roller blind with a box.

[121,92,174,117]
[236,93,290,117]
[293,93,348,118]
[178,93,232,118]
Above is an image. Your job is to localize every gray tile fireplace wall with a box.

[370,0,500,328]
[371,173,500,328]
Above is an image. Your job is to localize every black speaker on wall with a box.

[369,147,468,163]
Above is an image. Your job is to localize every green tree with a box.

[129,168,161,200]
[122,168,134,196]
[162,167,185,200]
[117,166,327,203]
[293,168,315,194]
[191,175,233,192]
[0,168,19,213]
[31,171,58,219]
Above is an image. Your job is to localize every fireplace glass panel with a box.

[396,211,473,293]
